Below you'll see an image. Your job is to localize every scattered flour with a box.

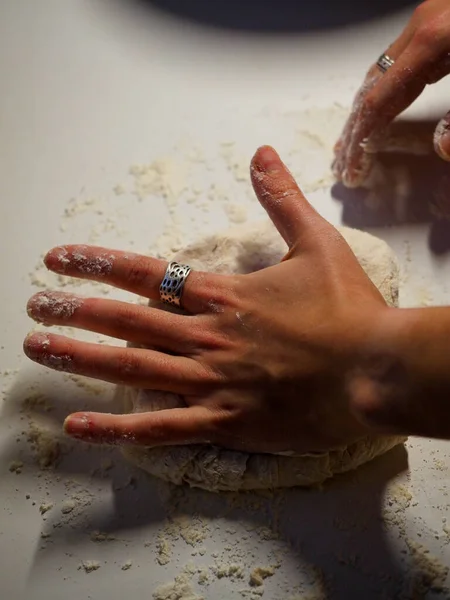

[27,422,61,469]
[39,502,53,515]
[249,565,277,587]
[10,105,448,598]
[61,499,77,514]
[27,291,83,323]
[90,531,116,543]
[9,461,24,474]
[78,560,101,573]
[156,536,172,566]
[153,572,203,600]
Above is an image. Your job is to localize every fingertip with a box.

[44,246,70,273]
[26,295,37,319]
[23,331,50,358]
[332,157,342,180]
[434,117,450,162]
[251,145,284,175]
[22,332,33,356]
[64,412,92,439]
[26,291,48,322]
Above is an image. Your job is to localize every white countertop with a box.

[1,2,450,599]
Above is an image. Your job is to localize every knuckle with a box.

[195,363,226,391]
[126,256,151,287]
[224,275,246,306]
[413,22,444,48]
[199,276,242,311]
[198,326,237,352]
[145,416,169,442]
[361,92,378,115]
[82,297,100,315]
[194,329,224,350]
[412,3,426,21]
[113,305,140,332]
[115,351,142,376]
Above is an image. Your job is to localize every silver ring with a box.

[159,262,192,308]
[376,53,395,74]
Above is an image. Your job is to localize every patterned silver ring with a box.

[376,53,395,74]
[159,262,192,308]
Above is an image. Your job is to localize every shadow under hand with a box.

[142,443,410,599]
[4,367,411,598]
[123,0,417,33]
[332,119,450,255]
[1,368,167,543]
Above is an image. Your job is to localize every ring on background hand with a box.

[159,262,192,308]
[376,53,395,74]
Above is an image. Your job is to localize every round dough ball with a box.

[119,221,406,492]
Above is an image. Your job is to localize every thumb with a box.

[250,145,326,249]
[434,112,450,162]
[64,406,213,446]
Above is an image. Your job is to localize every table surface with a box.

[1,2,450,599]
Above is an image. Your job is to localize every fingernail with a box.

[23,332,51,357]
[27,291,83,322]
[332,158,342,179]
[23,332,74,372]
[342,169,364,189]
[64,413,92,439]
[254,146,282,173]
[434,118,450,161]
[44,246,70,273]
[333,138,343,154]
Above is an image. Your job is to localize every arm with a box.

[334,0,450,188]
[23,146,450,452]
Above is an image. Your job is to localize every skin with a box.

[24,147,450,451]
[334,0,450,188]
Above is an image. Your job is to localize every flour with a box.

[27,291,83,323]
[61,499,77,514]
[53,245,115,276]
[16,104,443,593]
[113,184,126,196]
[404,538,449,596]
[9,461,24,474]
[121,220,405,492]
[153,572,204,600]
[249,565,277,587]
[156,536,172,565]
[212,563,244,580]
[78,560,101,573]
[90,531,116,543]
[39,502,53,515]
[27,421,61,469]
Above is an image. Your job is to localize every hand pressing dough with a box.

[120,221,406,492]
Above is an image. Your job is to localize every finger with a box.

[23,332,218,393]
[44,246,227,314]
[334,25,416,183]
[343,40,445,187]
[63,406,214,446]
[27,291,213,353]
[333,71,382,180]
[250,145,326,248]
[434,111,450,161]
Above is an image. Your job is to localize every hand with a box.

[24,146,389,454]
[334,0,450,188]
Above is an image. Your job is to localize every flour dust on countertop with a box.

[1,104,449,598]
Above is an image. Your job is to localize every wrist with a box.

[348,304,450,440]
[346,306,413,436]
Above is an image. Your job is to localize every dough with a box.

[120,221,406,492]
